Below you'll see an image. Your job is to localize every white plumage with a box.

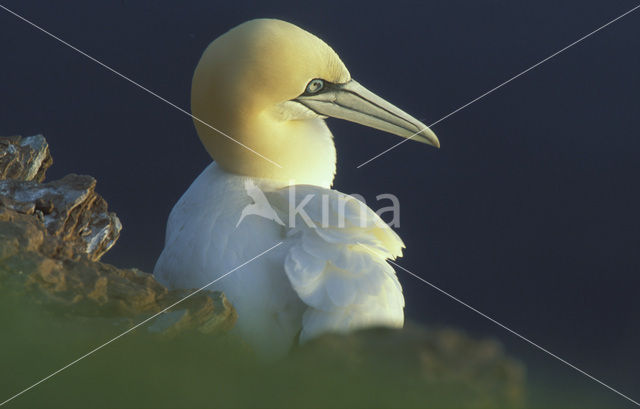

[155,163,405,357]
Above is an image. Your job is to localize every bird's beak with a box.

[295,80,439,148]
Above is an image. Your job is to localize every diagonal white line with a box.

[356,243,639,407]
[0,242,283,407]
[357,3,640,168]
[0,3,282,169]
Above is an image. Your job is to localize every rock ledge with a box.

[0,134,237,335]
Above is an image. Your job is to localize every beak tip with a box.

[419,127,440,149]
[413,130,440,148]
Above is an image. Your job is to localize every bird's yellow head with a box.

[192,19,438,187]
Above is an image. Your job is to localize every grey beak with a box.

[295,80,439,148]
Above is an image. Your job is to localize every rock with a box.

[0,175,122,261]
[1,134,121,261]
[0,135,52,182]
[0,207,236,335]
[0,232,236,335]
[0,134,237,337]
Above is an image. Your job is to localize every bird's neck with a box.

[213,117,337,188]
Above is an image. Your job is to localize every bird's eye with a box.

[305,79,324,94]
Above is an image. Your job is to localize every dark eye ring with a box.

[305,79,324,94]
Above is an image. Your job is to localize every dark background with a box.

[1,1,638,407]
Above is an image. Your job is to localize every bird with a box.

[154,19,439,359]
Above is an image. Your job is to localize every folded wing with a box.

[265,185,405,342]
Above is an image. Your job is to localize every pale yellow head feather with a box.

[192,19,350,187]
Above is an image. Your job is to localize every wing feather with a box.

[267,186,406,342]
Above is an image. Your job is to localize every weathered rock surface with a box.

[0,135,52,182]
[0,174,122,261]
[0,134,237,336]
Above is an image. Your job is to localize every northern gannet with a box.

[154,19,439,358]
